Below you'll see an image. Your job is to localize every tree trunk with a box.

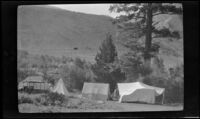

[144,3,153,68]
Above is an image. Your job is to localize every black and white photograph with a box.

[17,3,184,113]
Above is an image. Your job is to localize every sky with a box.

[48,4,122,18]
[48,3,182,18]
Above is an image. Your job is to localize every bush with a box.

[60,60,94,92]
[66,102,79,109]
[167,64,184,104]
[18,96,33,104]
[68,67,85,91]
[42,92,66,106]
[142,75,183,104]
[164,80,183,104]
[142,58,183,104]
[34,95,47,106]
[74,57,85,69]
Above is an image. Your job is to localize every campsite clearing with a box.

[18,97,183,113]
[18,80,183,113]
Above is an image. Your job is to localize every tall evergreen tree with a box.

[109,3,183,68]
[92,33,125,93]
[95,33,118,65]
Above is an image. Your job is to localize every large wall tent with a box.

[118,82,165,104]
[82,82,110,101]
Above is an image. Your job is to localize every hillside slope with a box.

[18,5,183,68]
[18,5,123,62]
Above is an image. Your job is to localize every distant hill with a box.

[18,5,124,62]
[18,5,183,69]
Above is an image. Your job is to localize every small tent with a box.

[82,82,110,101]
[118,82,165,104]
[52,78,69,96]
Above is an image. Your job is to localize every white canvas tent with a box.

[52,78,69,96]
[118,82,165,104]
[82,82,110,101]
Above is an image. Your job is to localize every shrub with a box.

[142,75,183,104]
[60,60,94,92]
[74,57,85,69]
[18,96,33,104]
[42,92,66,106]
[34,97,41,105]
[34,95,47,106]
[66,102,79,109]
[164,80,184,104]
[45,75,56,86]
[68,66,86,91]
[166,64,184,104]
[120,53,152,82]
[142,58,183,104]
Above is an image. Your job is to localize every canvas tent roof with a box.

[82,82,110,101]
[121,88,157,104]
[52,78,69,96]
[118,82,165,103]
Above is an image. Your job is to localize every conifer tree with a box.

[92,33,125,93]
[109,3,183,68]
[95,33,117,65]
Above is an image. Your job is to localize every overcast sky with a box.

[48,4,122,18]
[48,4,182,18]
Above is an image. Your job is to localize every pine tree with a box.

[92,33,118,82]
[95,33,117,65]
[109,3,183,68]
[92,33,125,93]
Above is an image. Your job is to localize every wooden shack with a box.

[18,76,50,91]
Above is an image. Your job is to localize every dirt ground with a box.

[18,92,183,113]
[105,101,183,112]
[18,100,183,113]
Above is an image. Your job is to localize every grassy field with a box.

[18,101,183,113]
[18,92,183,113]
